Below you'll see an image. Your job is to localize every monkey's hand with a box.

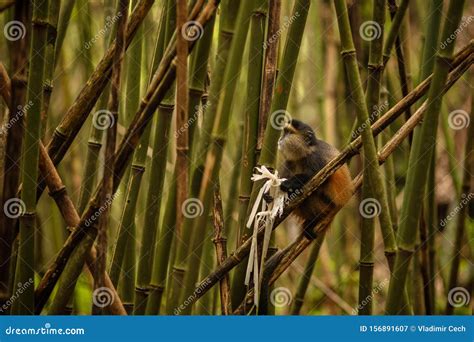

[263,192,274,204]
[280,173,310,194]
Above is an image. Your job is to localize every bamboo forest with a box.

[0,0,472,317]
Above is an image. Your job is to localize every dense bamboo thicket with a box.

[0,0,472,316]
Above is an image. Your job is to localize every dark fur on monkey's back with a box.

[278,119,353,239]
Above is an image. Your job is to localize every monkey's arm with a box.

[280,173,311,194]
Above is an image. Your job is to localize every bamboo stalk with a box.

[41,0,60,138]
[0,1,29,304]
[11,0,49,315]
[76,2,120,215]
[446,92,473,314]
[175,0,189,265]
[212,182,232,314]
[180,53,474,306]
[54,0,75,66]
[417,0,444,313]
[385,0,466,314]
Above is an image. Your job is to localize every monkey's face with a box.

[278,119,317,161]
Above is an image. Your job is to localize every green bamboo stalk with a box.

[54,0,75,66]
[440,105,462,194]
[175,0,255,315]
[417,0,444,313]
[11,0,49,315]
[41,0,60,138]
[112,0,144,310]
[385,0,466,314]
[0,1,29,303]
[77,4,120,214]
[382,0,409,66]
[109,0,147,288]
[134,0,176,315]
[446,94,473,314]
[232,0,311,308]
[175,0,189,268]
[166,0,240,314]
[146,14,215,315]
[333,0,396,315]
[291,232,326,315]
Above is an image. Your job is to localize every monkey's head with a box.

[278,119,317,161]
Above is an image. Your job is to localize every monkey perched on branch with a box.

[277,119,354,239]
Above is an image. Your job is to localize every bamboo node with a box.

[48,185,67,200]
[340,49,356,58]
[212,237,227,244]
[131,164,145,173]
